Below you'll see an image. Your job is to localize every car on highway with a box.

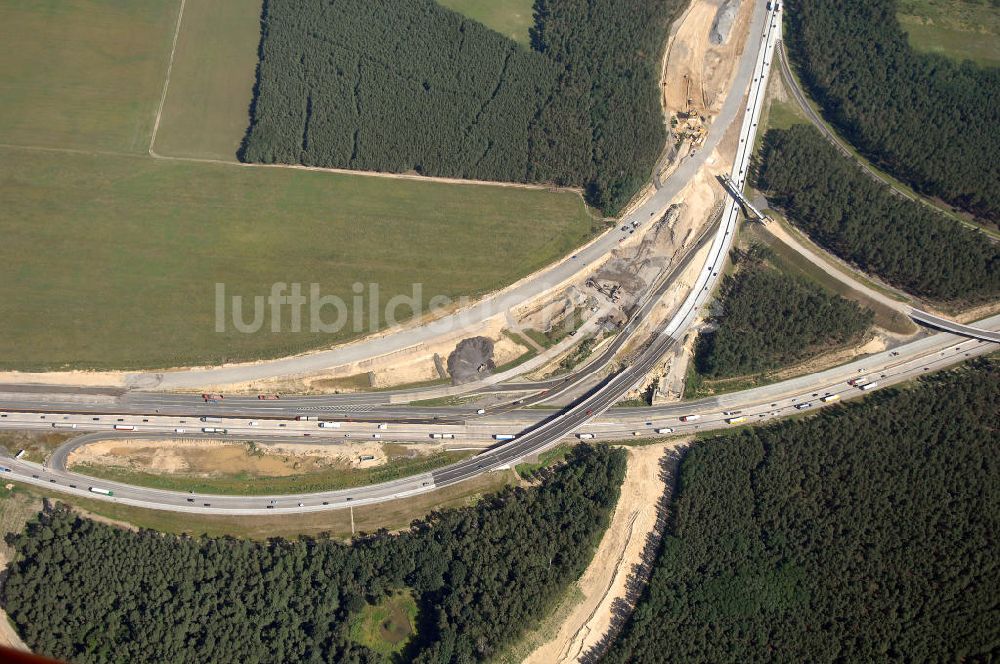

[476,409,486,415]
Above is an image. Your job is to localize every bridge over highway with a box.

[909,309,1000,343]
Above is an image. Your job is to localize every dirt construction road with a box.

[524,441,686,663]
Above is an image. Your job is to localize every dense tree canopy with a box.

[784,0,1000,220]
[604,361,999,663]
[757,125,1000,305]
[240,0,682,214]
[2,445,626,663]
[694,246,873,378]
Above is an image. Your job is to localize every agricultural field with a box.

[897,0,1000,67]
[436,0,536,44]
[152,0,262,159]
[0,0,177,152]
[0,0,597,371]
[0,148,594,370]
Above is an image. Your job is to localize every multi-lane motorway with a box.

[1,3,994,516]
[108,0,773,391]
[1,316,996,514]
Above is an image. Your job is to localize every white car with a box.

[476,409,486,415]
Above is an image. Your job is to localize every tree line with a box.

[694,245,873,378]
[757,125,1000,305]
[604,360,999,662]
[240,0,683,214]
[1,445,626,663]
[784,0,1000,221]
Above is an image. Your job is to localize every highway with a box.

[0,2,796,514]
[1,3,994,517]
[106,0,773,391]
[909,309,1000,343]
[1,316,996,514]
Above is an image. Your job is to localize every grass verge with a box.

[744,222,917,334]
[515,444,572,479]
[0,431,75,465]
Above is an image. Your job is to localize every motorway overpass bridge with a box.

[909,309,1000,343]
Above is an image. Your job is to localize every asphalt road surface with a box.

[113,0,772,391]
[2,318,995,514]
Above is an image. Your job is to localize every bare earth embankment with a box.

[524,441,686,663]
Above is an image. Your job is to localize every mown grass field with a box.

[152,0,262,159]
[0,147,594,370]
[0,0,178,152]
[897,0,1000,67]
[0,0,597,371]
[436,0,535,44]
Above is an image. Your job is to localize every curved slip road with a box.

[116,0,772,391]
[3,314,996,514]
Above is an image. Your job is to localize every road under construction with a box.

[1,2,996,515]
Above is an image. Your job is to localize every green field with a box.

[436,0,535,44]
[153,0,262,159]
[0,0,598,371]
[0,0,178,151]
[897,0,1000,67]
[0,147,594,370]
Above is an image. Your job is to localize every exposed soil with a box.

[446,336,495,385]
[524,441,687,663]
[663,0,753,119]
[66,439,433,477]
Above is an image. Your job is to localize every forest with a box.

[694,245,873,378]
[1,445,626,663]
[784,0,1000,221]
[240,0,682,214]
[757,125,1000,305]
[604,360,999,663]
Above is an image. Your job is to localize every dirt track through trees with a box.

[524,441,687,663]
